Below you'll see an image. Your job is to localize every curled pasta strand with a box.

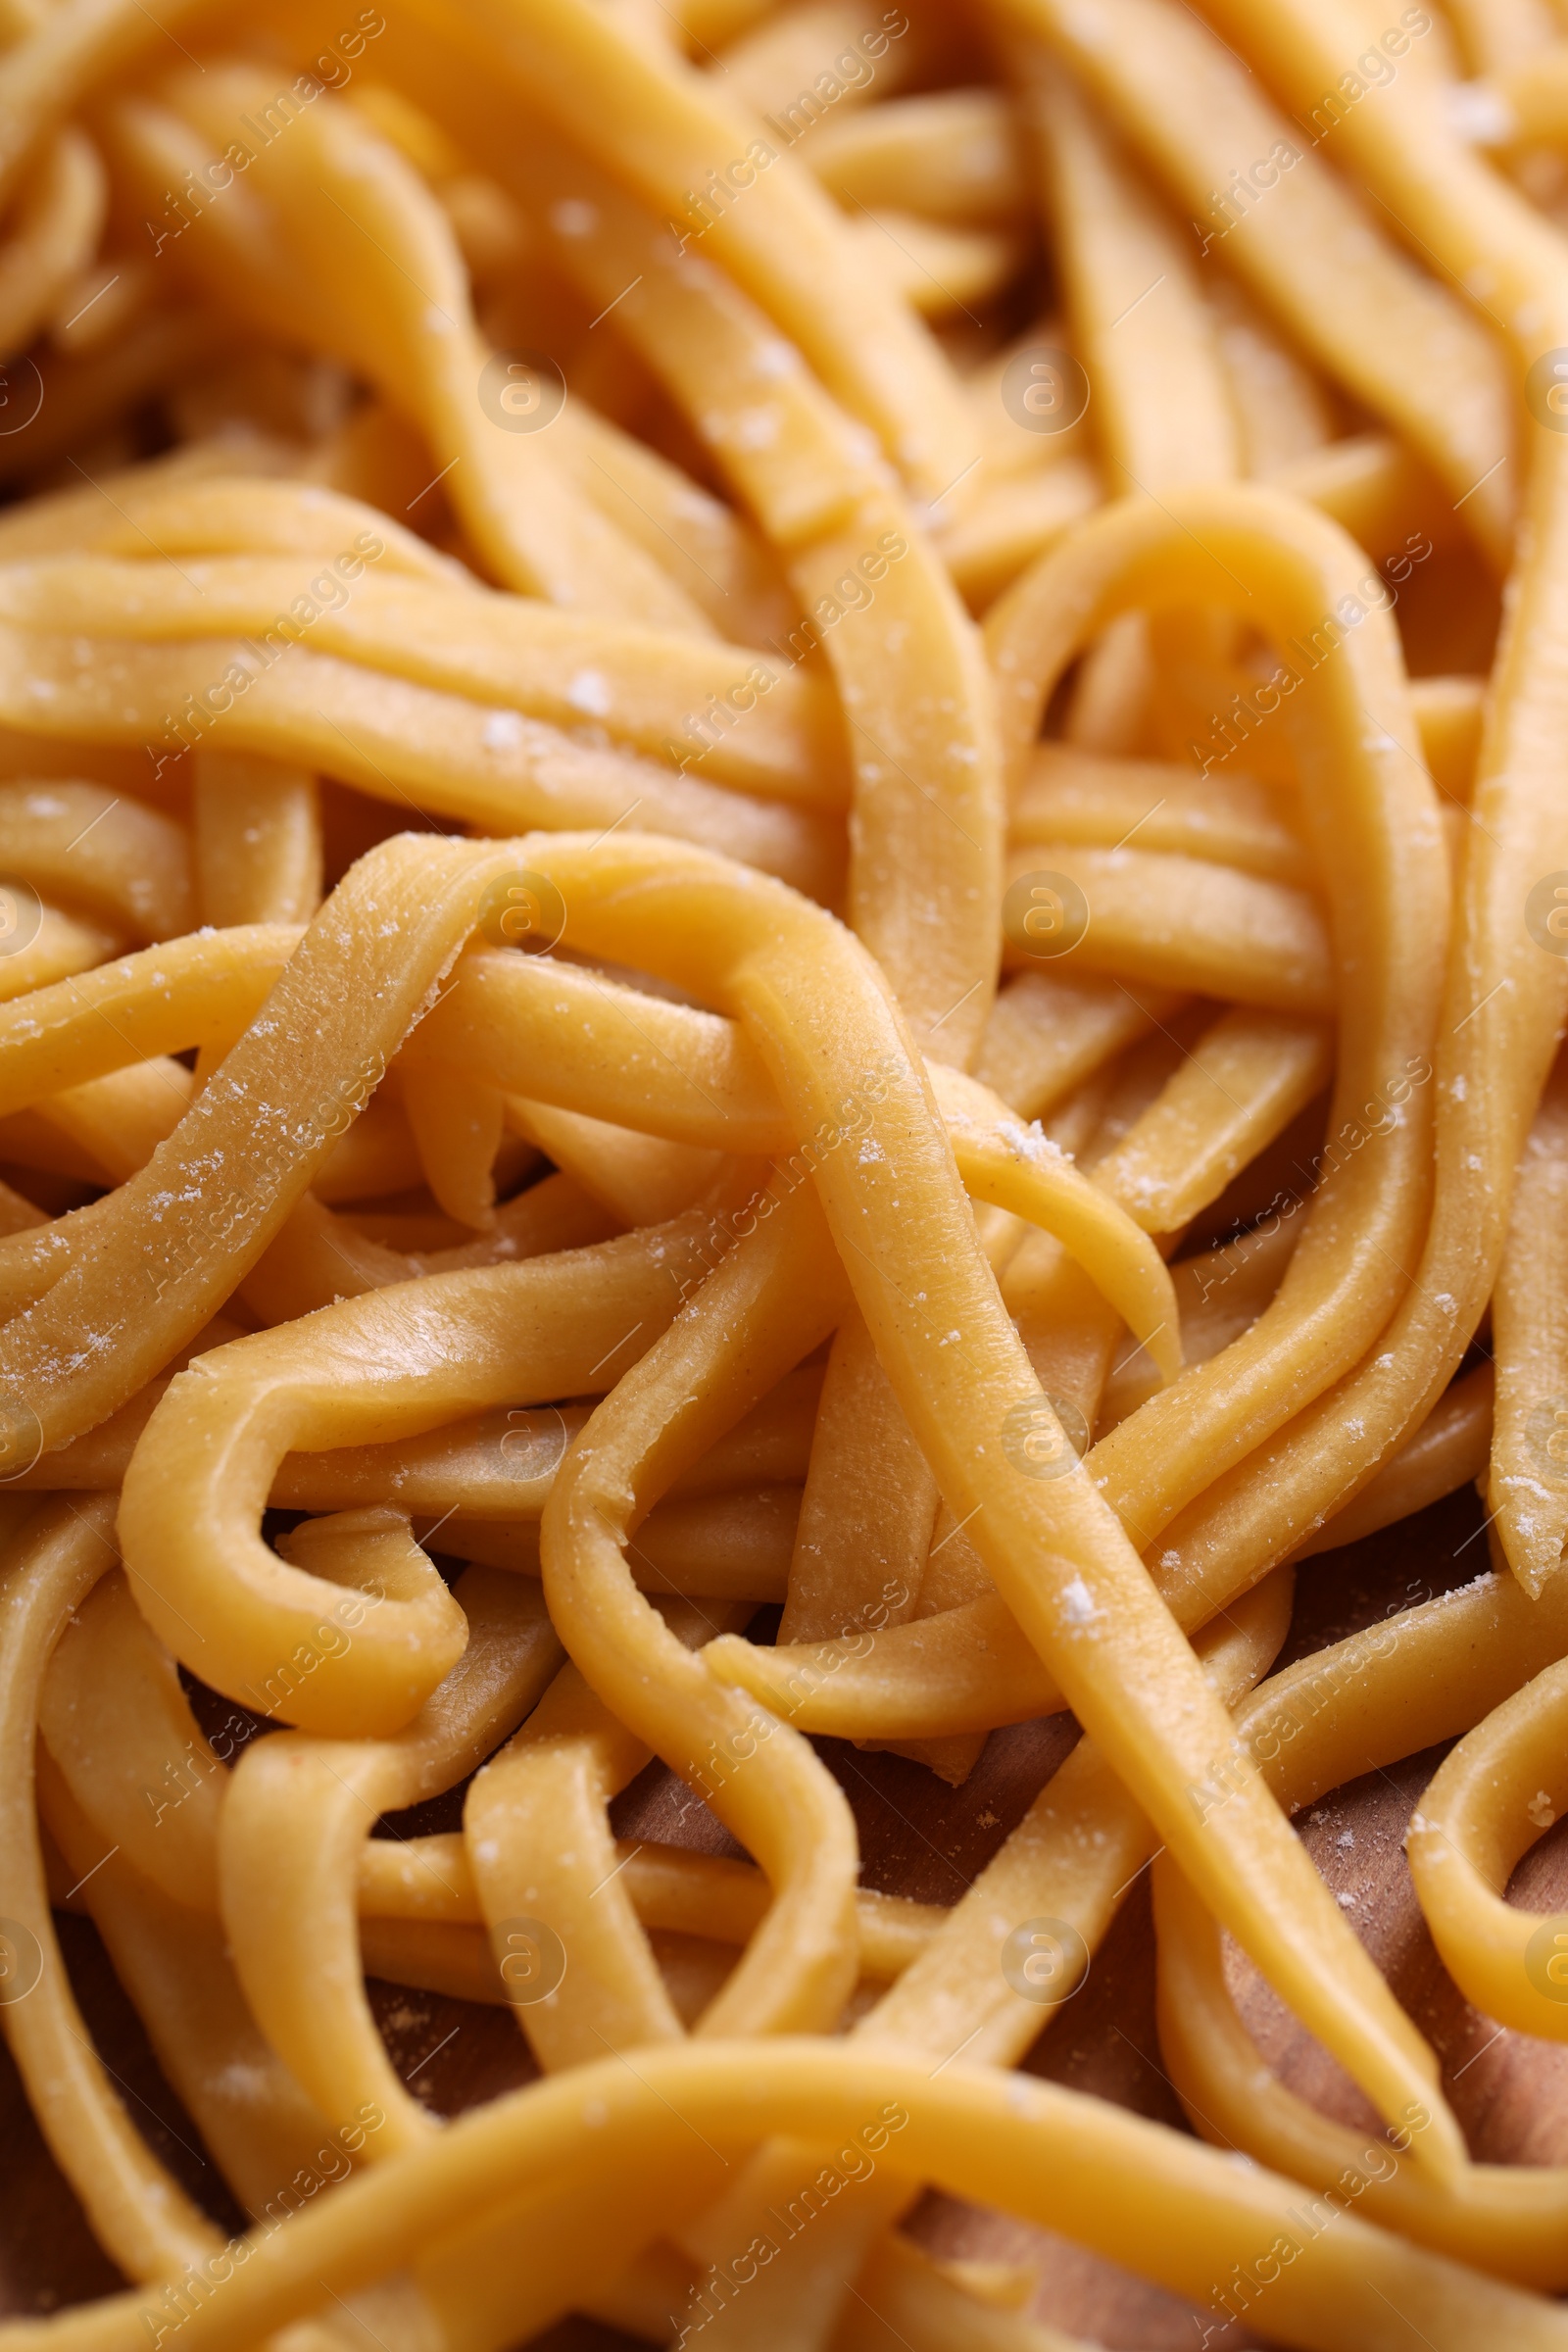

[114,70,714,632]
[540,1176,860,2041]
[1407,1650,1568,2043]
[0,126,104,359]
[987,485,1445,1551]
[1488,1052,1568,1593]
[930,1059,1181,1379]
[6,2038,1565,2352]
[679,1569,1294,2349]
[1152,1561,1568,2284]
[464,1598,752,2071]
[119,1213,758,1725]
[503,828,1460,2167]
[0,1497,218,2280]
[219,1561,561,2153]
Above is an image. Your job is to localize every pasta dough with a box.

[0,2,1559,2349]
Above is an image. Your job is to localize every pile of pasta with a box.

[8,0,1568,2345]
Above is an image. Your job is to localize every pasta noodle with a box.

[0,2,1566,2347]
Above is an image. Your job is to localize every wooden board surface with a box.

[5,1479,1559,2350]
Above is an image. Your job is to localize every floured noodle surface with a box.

[0,2,1566,2348]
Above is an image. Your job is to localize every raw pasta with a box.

[0,2,1561,2349]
